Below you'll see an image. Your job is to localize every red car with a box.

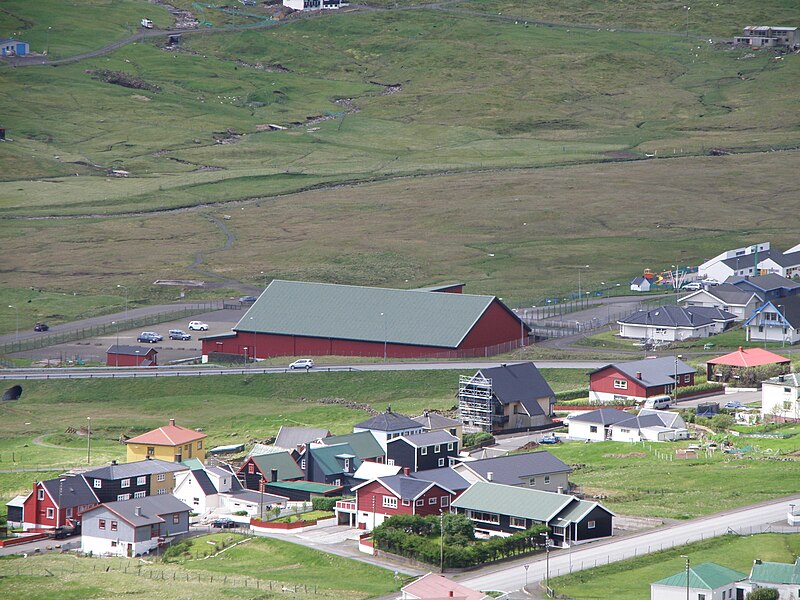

[34,322,49,332]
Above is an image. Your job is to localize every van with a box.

[643,395,673,410]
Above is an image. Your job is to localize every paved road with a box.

[458,496,800,594]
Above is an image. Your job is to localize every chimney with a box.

[449,592,454,598]
[557,486,564,494]
[169,418,176,427]
[754,559,762,565]
[779,375,785,382]
[636,372,642,380]
[270,469,278,482]
[738,346,743,352]
[111,460,117,466]
[403,467,410,477]
[487,471,493,481]
[134,506,141,516]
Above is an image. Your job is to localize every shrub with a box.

[463,431,493,448]
[677,382,724,397]
[312,496,342,511]
[163,540,191,562]
[232,510,248,516]
[555,388,589,401]
[747,589,779,600]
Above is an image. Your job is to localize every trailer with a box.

[141,18,154,29]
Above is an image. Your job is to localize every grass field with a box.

[550,533,800,600]
[0,534,398,599]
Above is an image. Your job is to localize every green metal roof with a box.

[265,480,342,493]
[234,280,503,348]
[654,563,747,589]
[451,481,574,523]
[310,443,362,476]
[323,432,384,459]
[750,558,800,585]
[251,452,304,481]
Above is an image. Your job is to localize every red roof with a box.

[401,573,488,600]
[125,419,207,446]
[707,346,791,368]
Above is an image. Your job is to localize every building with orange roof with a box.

[125,419,207,463]
[400,572,489,600]
[706,346,791,383]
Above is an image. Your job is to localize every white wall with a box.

[651,583,734,600]
[568,420,606,442]
[590,390,645,403]
[610,426,641,443]
[761,381,800,421]
[81,534,158,557]
[172,472,218,514]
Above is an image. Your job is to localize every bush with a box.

[232,510,248,516]
[312,496,342,512]
[162,540,191,562]
[554,388,589,401]
[463,431,494,448]
[747,589,779,600]
[677,382,724,397]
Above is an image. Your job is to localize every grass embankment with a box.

[0,534,397,599]
[550,533,800,600]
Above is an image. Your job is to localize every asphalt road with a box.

[458,496,800,594]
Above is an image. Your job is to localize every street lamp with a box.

[683,6,690,38]
[8,305,18,340]
[117,285,128,318]
[380,312,387,362]
[57,478,65,528]
[260,271,267,289]
[777,305,786,348]
[243,346,249,369]
[680,555,690,600]
[578,265,590,308]
[112,321,119,367]
[674,354,683,404]
[46,26,51,55]
[86,416,91,464]
[540,532,551,592]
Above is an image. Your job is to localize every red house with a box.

[201,280,529,361]
[336,470,456,530]
[16,475,99,531]
[106,345,158,367]
[589,356,695,403]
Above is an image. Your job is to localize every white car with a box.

[289,358,315,370]
[188,321,208,331]
[681,282,702,291]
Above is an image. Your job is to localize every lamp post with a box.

[46,26,51,55]
[260,271,267,289]
[8,305,18,340]
[540,533,551,592]
[380,312,387,362]
[790,503,796,526]
[578,265,590,308]
[777,305,786,348]
[439,510,445,573]
[674,354,683,404]
[86,417,91,464]
[259,474,264,521]
[112,321,119,367]
[117,285,128,318]
[683,6,690,38]
[680,555,690,600]
[243,346,249,370]
[57,478,65,529]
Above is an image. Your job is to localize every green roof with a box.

[265,480,342,493]
[251,452,304,481]
[750,558,800,585]
[234,280,504,348]
[181,458,204,471]
[654,563,747,589]
[451,481,574,522]
[310,443,362,476]
[323,432,384,460]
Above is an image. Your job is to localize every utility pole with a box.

[674,354,683,404]
[680,555,690,600]
[439,510,444,572]
[86,417,91,464]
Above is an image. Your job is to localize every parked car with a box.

[137,331,163,343]
[239,295,257,303]
[169,329,191,341]
[211,518,236,528]
[724,400,744,410]
[643,395,673,410]
[54,523,80,539]
[34,322,49,332]
[289,358,315,370]
[681,282,702,291]
[539,435,559,444]
[188,320,208,331]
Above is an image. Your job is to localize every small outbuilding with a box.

[630,276,651,293]
[106,345,157,367]
[650,562,746,600]
[706,346,791,383]
[0,39,29,57]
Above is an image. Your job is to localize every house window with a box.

[465,510,499,524]
[157,488,168,495]
[438,458,445,467]
[343,458,350,472]
[173,514,180,525]
[510,516,526,529]
[197,441,202,450]
[434,445,441,453]
[698,595,706,600]
[655,328,667,334]
[38,489,44,500]
[613,379,628,390]
[382,496,398,509]
[590,426,598,433]
[684,374,691,383]
[121,479,130,488]
[137,476,146,486]
[99,519,106,530]
[117,494,131,501]
[334,479,341,486]
[300,459,307,470]
[420,446,428,455]
[193,498,200,505]
[447,442,454,451]
[110,540,117,547]
[416,499,424,507]
[387,459,395,466]
[587,520,596,529]
[429,497,438,505]
[440,496,449,507]
[134,491,146,499]
[530,478,535,485]
[147,447,155,456]
[248,464,255,474]
[544,476,550,484]
[66,508,73,517]
[93,479,102,489]
[402,499,410,506]
[46,507,54,519]
[157,473,166,482]
[110,521,118,531]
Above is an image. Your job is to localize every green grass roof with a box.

[451,481,574,522]
[235,280,499,348]
[654,563,747,589]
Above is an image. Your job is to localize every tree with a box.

[746,588,779,600]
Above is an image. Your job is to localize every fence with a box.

[0,302,224,355]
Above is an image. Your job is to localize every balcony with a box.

[335,500,356,513]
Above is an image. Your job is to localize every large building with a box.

[125,419,207,463]
[589,356,695,403]
[200,280,530,360]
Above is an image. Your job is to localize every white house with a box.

[567,408,634,442]
[699,242,770,282]
[745,298,800,345]
[353,408,424,452]
[650,562,746,600]
[630,276,651,293]
[761,372,800,423]
[283,0,344,11]
[740,557,800,598]
[618,306,736,342]
[609,410,689,443]
[680,284,761,321]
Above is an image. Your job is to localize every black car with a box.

[211,518,237,528]
[239,295,257,304]
[54,523,80,539]
[34,322,49,332]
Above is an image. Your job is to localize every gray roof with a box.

[722,249,776,271]
[190,469,218,496]
[354,409,422,432]
[619,305,735,327]
[232,279,521,348]
[412,411,462,430]
[682,284,759,306]
[224,489,288,505]
[89,495,190,527]
[377,475,442,500]
[763,250,800,268]
[727,273,800,293]
[85,459,188,480]
[592,356,694,387]
[409,467,470,491]
[389,430,458,448]
[274,426,330,450]
[460,451,571,485]
[638,408,685,428]
[321,431,384,459]
[42,475,98,510]
[630,276,648,285]
[764,372,800,387]
[747,298,800,329]
[570,408,634,426]
[472,362,555,417]
[249,452,304,480]
[452,481,575,523]
[107,345,157,356]
[551,499,614,526]
[611,414,672,430]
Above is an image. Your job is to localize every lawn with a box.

[272,510,334,523]
[550,533,800,600]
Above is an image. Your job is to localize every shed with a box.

[106,345,158,367]
[706,346,791,382]
[0,39,29,57]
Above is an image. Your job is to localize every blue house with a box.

[0,39,29,57]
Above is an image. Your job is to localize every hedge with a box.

[311,496,342,511]
[555,388,589,401]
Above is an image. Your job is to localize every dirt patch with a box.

[86,69,161,92]
[602,150,639,159]
[603,452,646,459]
[214,128,243,145]
[317,397,378,416]
[130,94,152,102]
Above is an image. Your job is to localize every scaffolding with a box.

[458,375,494,432]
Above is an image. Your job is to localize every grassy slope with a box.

[550,533,800,600]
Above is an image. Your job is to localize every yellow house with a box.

[125,419,207,463]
